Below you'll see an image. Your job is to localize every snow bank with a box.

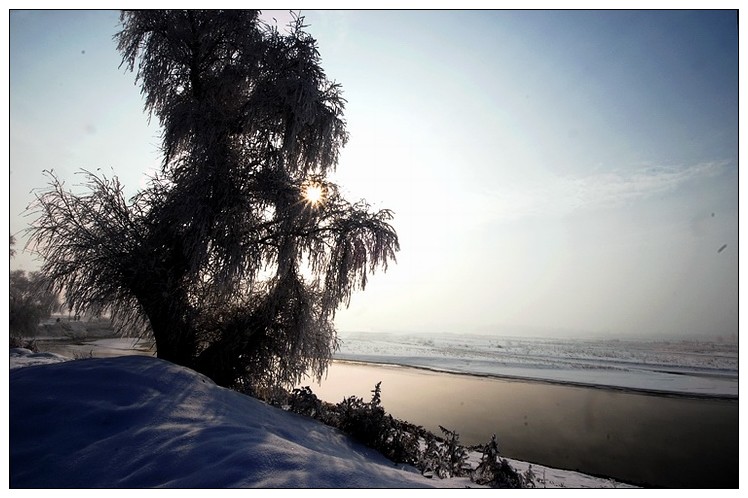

[9,356,471,488]
[10,348,70,369]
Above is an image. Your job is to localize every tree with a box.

[26,10,399,391]
[10,238,60,338]
[10,270,60,337]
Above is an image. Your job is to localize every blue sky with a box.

[8,10,740,339]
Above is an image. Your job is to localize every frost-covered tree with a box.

[10,237,60,338]
[26,10,399,390]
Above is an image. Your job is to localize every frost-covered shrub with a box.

[9,337,38,352]
[471,434,523,488]
[263,382,527,486]
[521,465,538,488]
[441,426,470,477]
[384,418,421,466]
[72,350,94,360]
[420,426,470,478]
[420,434,447,478]
[263,386,291,408]
[288,386,322,418]
[331,381,420,465]
[336,382,390,450]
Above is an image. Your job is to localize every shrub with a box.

[521,465,538,488]
[420,426,470,478]
[9,336,39,352]
[336,381,390,450]
[261,382,528,487]
[420,434,447,478]
[288,386,323,418]
[384,417,421,466]
[471,434,523,488]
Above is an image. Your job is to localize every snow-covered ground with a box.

[335,332,739,398]
[9,349,634,488]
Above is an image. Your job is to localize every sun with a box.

[302,182,325,206]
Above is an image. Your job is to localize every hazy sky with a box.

[8,10,739,339]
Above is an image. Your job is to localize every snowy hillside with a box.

[9,351,632,488]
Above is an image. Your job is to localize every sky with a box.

[8,9,740,340]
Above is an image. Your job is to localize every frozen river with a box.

[334,331,738,398]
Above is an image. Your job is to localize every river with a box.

[301,361,737,488]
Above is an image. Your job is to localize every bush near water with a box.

[275,381,535,488]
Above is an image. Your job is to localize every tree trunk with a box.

[131,268,198,370]
[150,311,196,369]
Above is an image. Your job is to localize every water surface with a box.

[303,361,738,488]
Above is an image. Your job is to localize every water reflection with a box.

[301,361,738,488]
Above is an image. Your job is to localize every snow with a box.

[335,332,738,398]
[9,348,69,369]
[9,350,634,488]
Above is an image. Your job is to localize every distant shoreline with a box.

[25,333,738,401]
[331,357,739,402]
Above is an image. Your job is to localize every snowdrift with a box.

[10,356,463,488]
